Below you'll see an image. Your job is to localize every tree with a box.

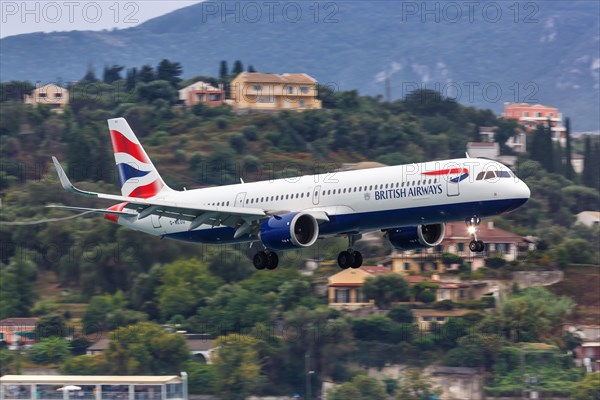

[158,258,223,320]
[328,375,386,400]
[363,274,409,309]
[0,350,18,375]
[156,59,183,87]
[564,117,575,180]
[105,322,189,374]
[219,60,229,81]
[213,334,264,400]
[102,65,124,84]
[232,60,244,76]
[138,65,155,83]
[395,369,442,400]
[388,305,414,323]
[247,65,256,72]
[29,337,70,364]
[0,256,37,319]
[135,80,178,104]
[125,67,138,91]
[36,315,67,339]
[184,360,216,394]
[582,135,594,188]
[480,287,574,342]
[61,354,109,375]
[572,372,600,400]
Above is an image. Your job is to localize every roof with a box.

[0,318,39,327]
[233,72,317,84]
[187,339,216,352]
[577,211,600,219]
[443,221,526,243]
[0,375,182,385]
[328,266,391,286]
[504,103,557,109]
[479,126,497,133]
[360,266,391,275]
[413,309,473,318]
[87,338,110,352]
[467,142,498,148]
[179,81,221,92]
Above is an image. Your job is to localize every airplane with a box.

[49,117,531,270]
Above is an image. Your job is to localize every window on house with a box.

[458,243,465,252]
[253,85,262,91]
[356,289,366,303]
[436,317,445,322]
[423,316,433,322]
[54,93,62,98]
[403,263,410,271]
[334,288,350,303]
[300,86,309,94]
[39,93,47,98]
[536,112,542,117]
[287,86,294,94]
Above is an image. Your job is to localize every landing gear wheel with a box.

[350,251,363,269]
[337,251,355,269]
[476,240,485,252]
[266,252,279,270]
[253,251,267,270]
[466,216,486,253]
[469,240,485,252]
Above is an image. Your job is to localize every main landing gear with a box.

[466,216,485,252]
[253,250,279,270]
[337,234,364,269]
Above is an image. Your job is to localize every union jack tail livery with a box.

[108,118,172,198]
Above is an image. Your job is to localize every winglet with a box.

[52,156,98,197]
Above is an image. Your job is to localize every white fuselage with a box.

[116,158,530,244]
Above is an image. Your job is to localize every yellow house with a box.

[230,72,322,112]
[327,266,391,310]
[24,83,69,112]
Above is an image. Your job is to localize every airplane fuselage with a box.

[115,157,530,244]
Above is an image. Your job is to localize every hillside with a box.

[549,265,600,325]
[1,0,599,131]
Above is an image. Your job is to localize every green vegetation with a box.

[1,60,598,397]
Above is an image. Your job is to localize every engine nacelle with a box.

[260,212,319,251]
[387,224,445,250]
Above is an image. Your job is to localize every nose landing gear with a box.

[337,234,364,269]
[466,217,485,252]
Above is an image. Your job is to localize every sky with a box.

[0,1,203,38]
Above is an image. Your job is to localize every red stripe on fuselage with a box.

[110,130,150,164]
[422,168,469,176]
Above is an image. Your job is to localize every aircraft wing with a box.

[52,157,267,232]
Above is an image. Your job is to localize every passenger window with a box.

[485,171,496,180]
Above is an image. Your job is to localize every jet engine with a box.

[387,224,445,250]
[260,212,319,251]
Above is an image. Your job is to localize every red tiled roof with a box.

[443,222,525,243]
[236,72,317,84]
[0,318,39,327]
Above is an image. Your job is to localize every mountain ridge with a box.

[1,1,598,131]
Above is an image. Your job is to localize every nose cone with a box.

[520,181,531,201]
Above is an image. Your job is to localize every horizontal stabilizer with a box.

[46,205,137,217]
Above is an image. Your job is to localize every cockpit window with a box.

[484,171,496,180]
[495,171,512,178]
[476,172,485,181]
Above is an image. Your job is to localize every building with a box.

[23,84,69,112]
[0,318,38,349]
[0,374,187,400]
[503,103,566,145]
[477,125,527,154]
[570,153,584,174]
[178,81,224,107]
[385,221,531,272]
[327,266,391,310]
[230,72,322,112]
[412,309,473,330]
[563,324,600,372]
[576,211,600,227]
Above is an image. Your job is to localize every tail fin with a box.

[108,118,173,198]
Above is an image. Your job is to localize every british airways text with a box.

[375,184,443,200]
